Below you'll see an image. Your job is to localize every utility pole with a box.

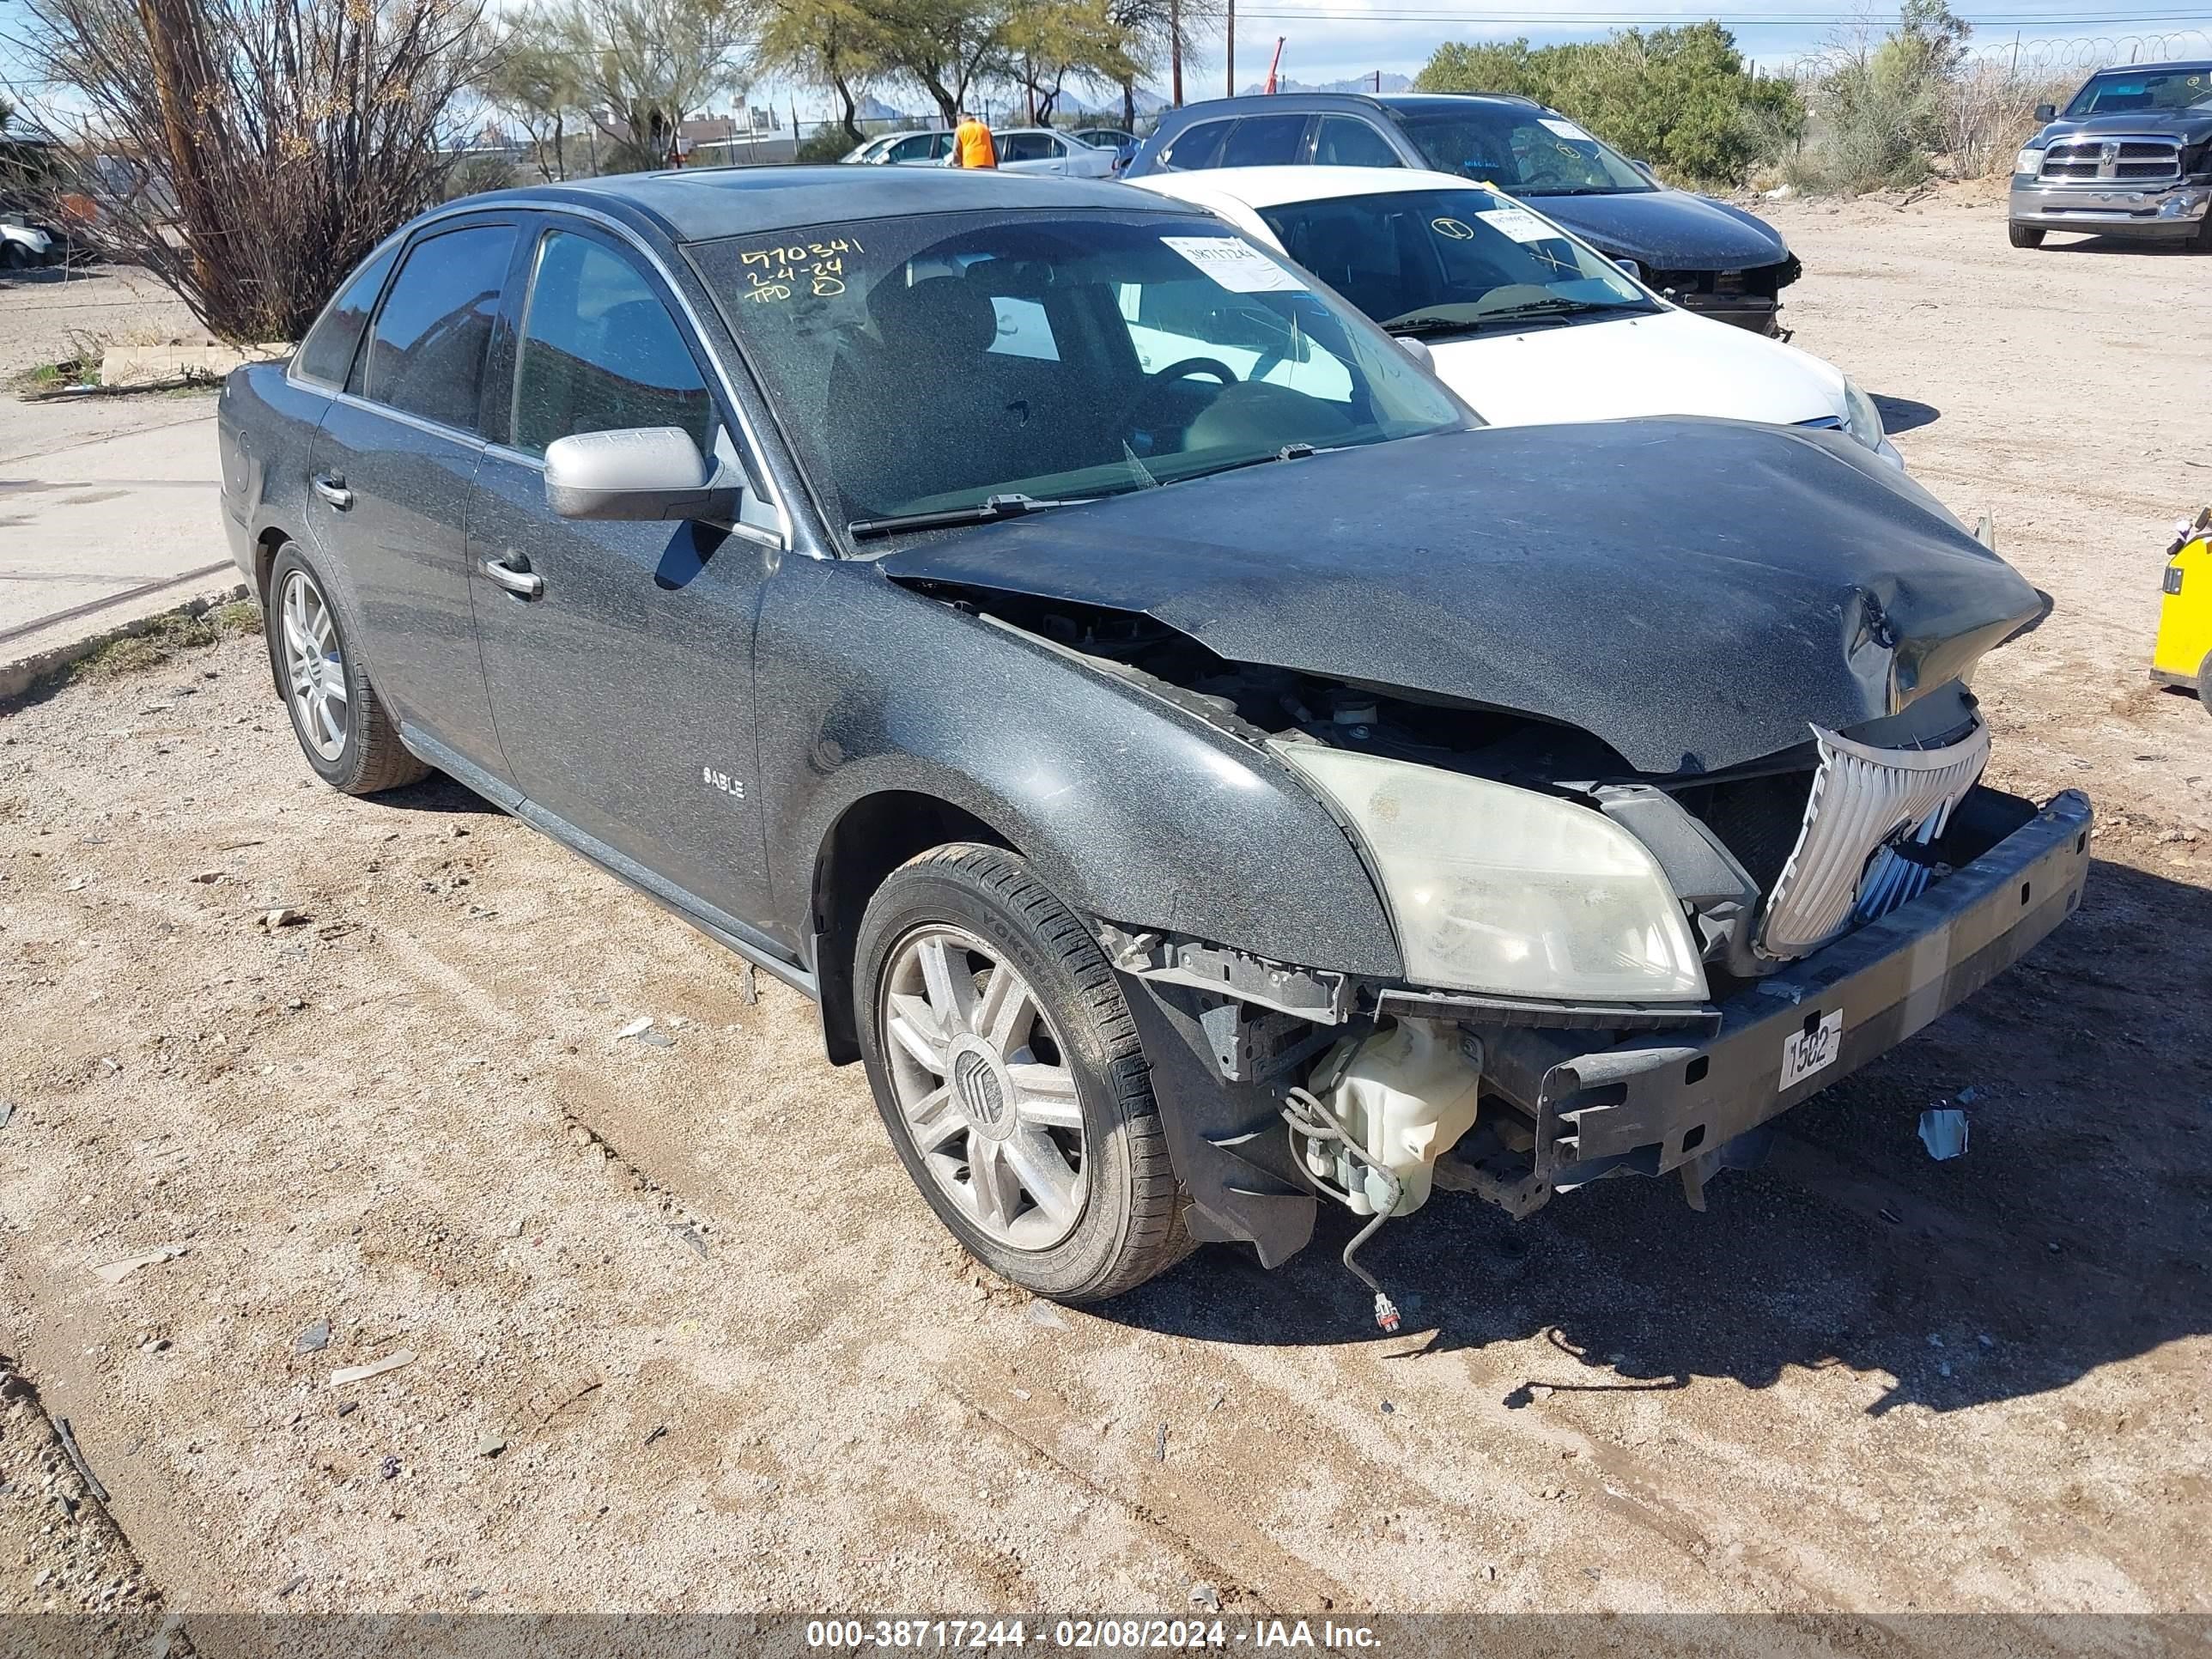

[1170,0,1183,106]
[1227,0,1235,99]
[137,0,216,296]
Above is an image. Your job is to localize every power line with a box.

[1231,7,2212,21]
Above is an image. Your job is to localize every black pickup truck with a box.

[2008,59,2212,248]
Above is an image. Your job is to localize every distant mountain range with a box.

[1235,72,1412,97]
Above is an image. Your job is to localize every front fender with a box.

[755,556,1404,977]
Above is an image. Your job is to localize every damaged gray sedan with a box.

[216,169,2092,1322]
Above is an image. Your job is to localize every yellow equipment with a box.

[2154,507,2212,718]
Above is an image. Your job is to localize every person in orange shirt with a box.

[945,111,997,169]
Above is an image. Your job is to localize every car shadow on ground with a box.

[1097,854,2212,1415]
[2034,234,2208,259]
[1872,394,1940,434]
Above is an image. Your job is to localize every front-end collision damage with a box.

[871,422,2089,1309]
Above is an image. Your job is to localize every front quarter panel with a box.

[755,556,1405,976]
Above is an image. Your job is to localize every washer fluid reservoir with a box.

[1305,1019,1482,1216]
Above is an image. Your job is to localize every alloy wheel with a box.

[278,568,349,762]
[878,926,1089,1250]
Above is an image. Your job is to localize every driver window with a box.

[511,229,718,459]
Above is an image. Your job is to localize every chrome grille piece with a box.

[1753,720,1990,961]
[2040,137,2182,185]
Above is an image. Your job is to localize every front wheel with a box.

[2198,652,2212,719]
[2008,223,2045,249]
[855,844,1189,1302]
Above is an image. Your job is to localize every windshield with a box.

[1257,187,1653,334]
[2063,65,2212,117]
[1390,106,1652,195]
[691,211,1466,534]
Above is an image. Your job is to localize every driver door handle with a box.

[311,472,352,510]
[482,555,544,599]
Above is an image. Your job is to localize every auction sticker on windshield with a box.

[1474,207,1558,244]
[1780,1009,1844,1091]
[1540,118,1594,142]
[1161,236,1308,293]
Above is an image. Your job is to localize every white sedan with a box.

[991,128,1118,178]
[1125,166,1903,468]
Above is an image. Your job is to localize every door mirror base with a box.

[544,427,740,522]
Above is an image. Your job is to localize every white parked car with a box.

[991,128,1117,178]
[1126,166,1903,467]
[1,220,56,270]
[842,130,956,167]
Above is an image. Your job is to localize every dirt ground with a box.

[1,190,2208,1644]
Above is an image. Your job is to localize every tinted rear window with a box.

[1219,115,1308,167]
[1158,118,1231,171]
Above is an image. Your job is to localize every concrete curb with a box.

[0,580,252,708]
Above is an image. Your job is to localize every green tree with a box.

[484,15,586,179]
[1415,22,1802,188]
[872,0,1008,125]
[757,0,884,144]
[1790,1,1972,191]
[1003,0,1136,125]
[543,0,754,170]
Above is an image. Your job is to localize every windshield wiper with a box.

[847,493,1093,540]
[1175,442,1321,485]
[1387,299,1615,337]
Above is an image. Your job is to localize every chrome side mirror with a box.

[543,428,739,522]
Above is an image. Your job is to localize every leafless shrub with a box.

[8,0,495,343]
[1936,64,2075,179]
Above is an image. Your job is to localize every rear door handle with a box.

[311,472,352,510]
[481,555,544,599]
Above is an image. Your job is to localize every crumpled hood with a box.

[877,421,2044,776]
[1534,188,1791,273]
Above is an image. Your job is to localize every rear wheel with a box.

[855,844,1189,1302]
[0,242,27,271]
[263,543,428,795]
[2198,652,2212,719]
[2008,223,2045,249]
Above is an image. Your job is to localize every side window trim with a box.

[343,216,522,441]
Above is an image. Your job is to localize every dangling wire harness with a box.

[1281,1085,1405,1334]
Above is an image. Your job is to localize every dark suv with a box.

[1124,92,1801,333]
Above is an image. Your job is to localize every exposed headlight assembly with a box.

[1272,744,1709,1004]
[1841,377,1887,455]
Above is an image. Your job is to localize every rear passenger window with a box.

[296,243,398,388]
[1158,119,1231,171]
[354,224,514,432]
[1315,118,1401,168]
[510,229,715,458]
[1219,115,1309,167]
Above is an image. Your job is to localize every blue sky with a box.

[769,1,2212,122]
[7,0,2209,131]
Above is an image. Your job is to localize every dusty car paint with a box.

[873,420,2043,777]
[216,167,2088,1297]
